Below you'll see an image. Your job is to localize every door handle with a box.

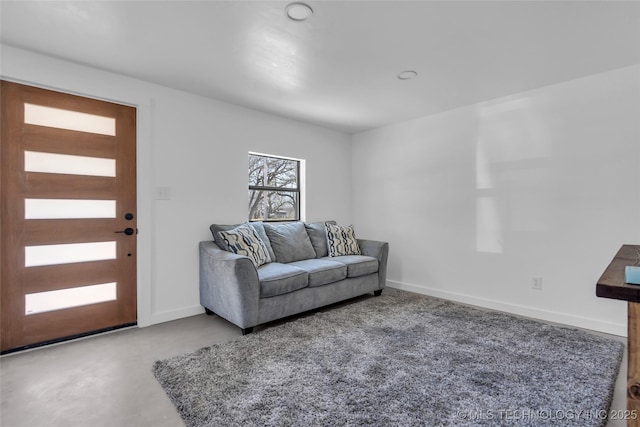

[115,227,135,236]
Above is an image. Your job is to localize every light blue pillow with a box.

[264,222,316,263]
[305,220,336,258]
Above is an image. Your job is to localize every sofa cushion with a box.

[326,223,361,257]
[264,222,316,263]
[288,259,347,287]
[324,255,378,278]
[211,222,276,261]
[217,224,272,268]
[305,220,336,258]
[257,263,308,298]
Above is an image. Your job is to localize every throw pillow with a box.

[218,224,272,268]
[263,222,316,263]
[325,223,361,257]
[210,222,276,261]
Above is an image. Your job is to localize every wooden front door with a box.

[1,81,137,353]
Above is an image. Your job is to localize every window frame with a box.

[248,153,301,223]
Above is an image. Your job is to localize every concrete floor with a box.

[0,312,238,427]
[0,293,628,427]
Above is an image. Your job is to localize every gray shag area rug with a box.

[153,289,623,426]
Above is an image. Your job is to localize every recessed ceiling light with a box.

[286,2,313,22]
[397,70,418,80]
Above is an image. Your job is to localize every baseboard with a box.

[148,305,205,326]
[387,280,627,337]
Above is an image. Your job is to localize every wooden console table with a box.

[597,244,640,425]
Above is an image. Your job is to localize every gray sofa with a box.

[199,221,389,334]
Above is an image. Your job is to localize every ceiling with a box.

[1,1,639,134]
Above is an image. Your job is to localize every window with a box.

[248,153,300,222]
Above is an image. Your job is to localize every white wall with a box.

[4,44,638,336]
[352,65,640,336]
[1,45,352,327]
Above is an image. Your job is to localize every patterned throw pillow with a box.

[218,224,271,268]
[325,223,361,257]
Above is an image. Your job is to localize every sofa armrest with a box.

[199,241,260,329]
[358,239,389,288]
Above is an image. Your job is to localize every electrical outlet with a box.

[532,277,543,290]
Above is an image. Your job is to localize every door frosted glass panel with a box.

[25,199,116,219]
[25,241,117,267]
[24,151,116,177]
[25,282,117,315]
[24,103,116,136]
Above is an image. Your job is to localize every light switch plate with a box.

[155,186,171,200]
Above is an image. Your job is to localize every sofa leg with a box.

[374,289,383,297]
[204,307,215,315]
[241,327,254,335]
